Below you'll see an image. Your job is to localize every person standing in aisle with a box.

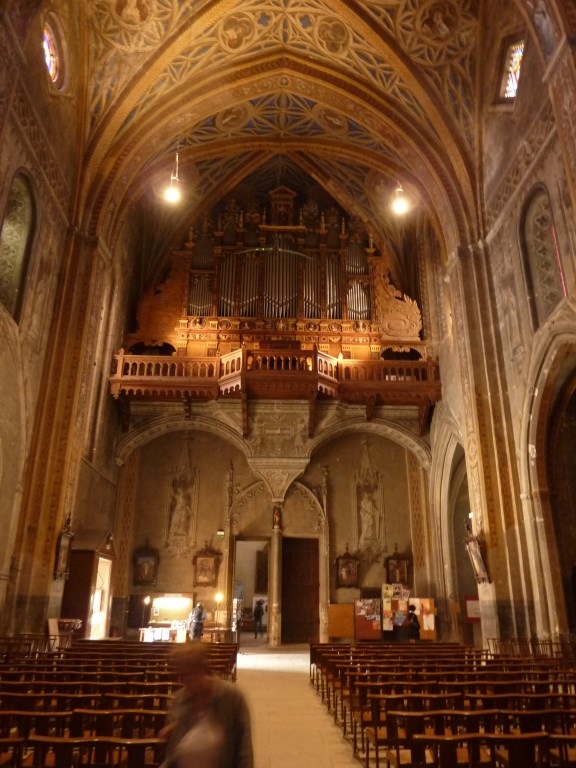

[160,642,254,768]
[189,602,206,640]
[252,600,264,640]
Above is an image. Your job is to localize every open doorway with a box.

[89,556,112,639]
[234,539,269,639]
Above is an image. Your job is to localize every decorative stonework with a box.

[9,84,70,216]
[369,255,423,340]
[229,480,266,535]
[112,450,139,594]
[290,482,327,536]
[407,451,426,570]
[249,408,310,458]
[248,458,309,500]
[485,103,557,230]
[549,49,576,214]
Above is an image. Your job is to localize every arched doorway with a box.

[547,372,576,631]
[449,450,478,646]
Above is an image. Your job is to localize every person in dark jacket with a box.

[160,643,253,768]
[407,604,420,642]
[189,602,206,640]
[252,600,264,639]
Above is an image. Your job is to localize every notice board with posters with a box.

[354,598,382,640]
[380,589,436,642]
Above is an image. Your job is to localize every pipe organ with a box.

[189,208,370,322]
[124,187,424,364]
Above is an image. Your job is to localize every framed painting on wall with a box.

[133,544,159,586]
[193,546,221,587]
[335,551,359,588]
[386,554,411,587]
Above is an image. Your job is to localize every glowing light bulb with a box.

[391,183,409,215]
[164,177,181,203]
[164,148,181,203]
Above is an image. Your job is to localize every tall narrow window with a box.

[0,175,36,320]
[500,39,525,100]
[43,22,59,83]
[42,15,67,90]
[520,187,565,328]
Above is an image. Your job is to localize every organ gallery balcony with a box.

[109,346,441,435]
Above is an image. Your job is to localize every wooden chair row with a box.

[0,691,173,712]
[0,680,177,697]
[320,665,576,763]
[0,707,167,739]
[27,734,166,768]
[1,649,237,683]
[318,659,576,722]
[364,706,576,768]
[310,643,575,694]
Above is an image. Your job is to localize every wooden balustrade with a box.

[109,347,440,433]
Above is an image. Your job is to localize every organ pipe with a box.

[192,232,369,320]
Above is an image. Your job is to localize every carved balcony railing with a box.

[109,347,441,434]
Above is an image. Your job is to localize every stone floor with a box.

[235,635,359,768]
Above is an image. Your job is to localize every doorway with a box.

[234,539,269,636]
[89,556,112,639]
[281,537,319,643]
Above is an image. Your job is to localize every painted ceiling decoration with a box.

[75,0,545,290]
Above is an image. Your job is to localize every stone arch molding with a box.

[115,410,432,476]
[114,414,251,466]
[429,404,466,631]
[228,478,326,537]
[521,321,576,494]
[308,417,432,472]
[519,324,576,636]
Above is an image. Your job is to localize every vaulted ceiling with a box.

[77,0,535,286]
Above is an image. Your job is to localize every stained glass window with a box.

[521,187,565,328]
[43,23,59,83]
[501,40,525,100]
[42,16,67,90]
[0,175,35,320]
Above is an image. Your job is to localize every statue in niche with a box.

[169,484,191,538]
[273,505,282,530]
[501,276,523,357]
[353,439,385,560]
[165,465,199,556]
[528,0,558,60]
[358,490,377,547]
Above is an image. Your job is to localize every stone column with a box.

[5,230,102,633]
[447,241,525,645]
[269,503,283,647]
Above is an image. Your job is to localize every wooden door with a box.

[281,537,319,643]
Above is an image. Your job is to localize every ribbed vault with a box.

[81,0,483,279]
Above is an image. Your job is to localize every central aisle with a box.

[235,640,358,768]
